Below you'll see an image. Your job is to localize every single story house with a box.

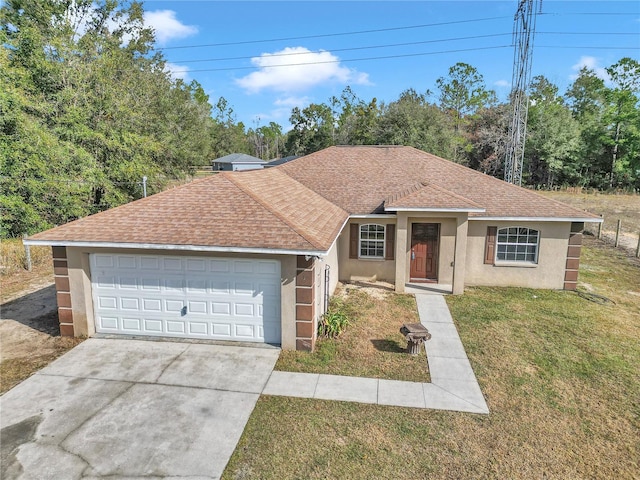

[211,153,266,171]
[25,146,601,351]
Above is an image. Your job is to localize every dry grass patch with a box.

[0,336,83,394]
[276,284,429,382]
[538,191,640,237]
[224,239,639,479]
[1,239,53,303]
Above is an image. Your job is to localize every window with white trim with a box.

[496,227,539,263]
[359,224,385,258]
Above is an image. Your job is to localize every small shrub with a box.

[318,308,349,338]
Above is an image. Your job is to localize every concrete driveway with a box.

[0,338,280,479]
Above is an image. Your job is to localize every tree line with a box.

[1,1,639,238]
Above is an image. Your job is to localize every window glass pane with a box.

[359,224,385,257]
[496,227,539,263]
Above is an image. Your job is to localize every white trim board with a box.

[22,240,326,257]
[469,216,603,223]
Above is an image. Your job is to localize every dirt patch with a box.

[337,280,396,300]
[0,283,83,393]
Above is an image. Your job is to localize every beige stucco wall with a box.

[317,238,340,317]
[64,247,298,349]
[394,212,468,294]
[337,218,397,283]
[465,221,570,289]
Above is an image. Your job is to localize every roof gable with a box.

[384,182,484,212]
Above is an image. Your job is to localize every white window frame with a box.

[359,224,385,259]
[496,227,540,264]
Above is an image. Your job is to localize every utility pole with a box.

[504,0,541,186]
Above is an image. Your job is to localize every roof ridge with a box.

[223,170,326,250]
[384,181,425,204]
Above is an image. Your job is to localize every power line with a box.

[151,12,637,52]
[166,44,638,74]
[154,16,513,51]
[171,33,512,64]
[172,45,513,74]
[168,31,638,65]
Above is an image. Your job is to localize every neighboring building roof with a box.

[27,145,599,253]
[213,153,265,164]
[265,155,299,167]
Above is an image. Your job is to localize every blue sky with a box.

[143,1,638,128]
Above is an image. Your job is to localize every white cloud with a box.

[274,96,311,108]
[144,10,198,44]
[236,47,370,93]
[164,62,190,81]
[570,56,609,81]
[494,79,510,87]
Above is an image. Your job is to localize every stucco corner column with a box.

[452,215,469,295]
[394,213,408,293]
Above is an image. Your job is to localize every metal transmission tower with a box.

[504,0,541,185]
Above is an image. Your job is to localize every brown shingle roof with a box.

[279,146,600,219]
[29,145,598,251]
[385,182,484,211]
[29,171,348,252]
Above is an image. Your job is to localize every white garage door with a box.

[90,253,281,344]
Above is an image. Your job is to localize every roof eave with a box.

[384,207,486,213]
[469,216,603,223]
[22,239,326,256]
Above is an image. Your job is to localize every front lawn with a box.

[276,285,429,382]
[223,238,640,479]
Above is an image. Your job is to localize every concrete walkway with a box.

[263,294,489,414]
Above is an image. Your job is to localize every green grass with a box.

[223,238,640,479]
[276,288,429,382]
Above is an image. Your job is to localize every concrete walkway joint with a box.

[263,294,489,414]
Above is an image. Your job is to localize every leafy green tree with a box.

[525,76,581,187]
[565,67,609,187]
[435,63,496,162]
[375,89,455,159]
[285,103,336,156]
[604,57,640,188]
[0,0,215,237]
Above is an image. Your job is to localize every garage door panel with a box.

[142,298,162,312]
[210,260,230,272]
[144,319,164,333]
[98,296,118,309]
[141,278,161,291]
[234,303,254,316]
[96,275,116,288]
[139,256,160,269]
[91,254,281,344]
[212,323,231,336]
[189,322,208,335]
[122,318,141,331]
[234,324,255,338]
[120,297,139,311]
[99,316,119,330]
[187,301,207,314]
[117,256,138,269]
[163,258,183,270]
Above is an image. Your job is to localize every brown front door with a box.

[410,223,439,282]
